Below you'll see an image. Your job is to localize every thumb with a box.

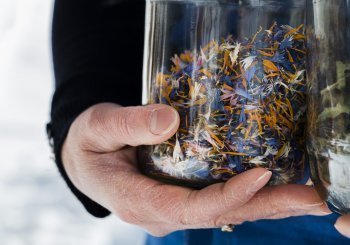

[80,103,180,151]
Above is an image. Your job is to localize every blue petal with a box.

[245,65,256,83]
[271,52,286,64]
[184,64,194,74]
[273,30,284,41]
[280,38,293,50]
[236,88,253,100]
[239,105,246,123]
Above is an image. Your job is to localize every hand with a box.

[62,103,331,237]
[335,215,350,238]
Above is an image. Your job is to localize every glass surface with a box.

[306,0,350,214]
[140,0,307,188]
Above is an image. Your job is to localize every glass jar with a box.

[306,0,350,214]
[139,0,308,188]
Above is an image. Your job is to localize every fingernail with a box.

[302,202,324,208]
[316,203,333,215]
[250,171,272,192]
[303,202,333,216]
[335,216,350,238]
[150,108,178,135]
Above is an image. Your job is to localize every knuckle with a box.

[87,106,104,129]
[86,104,140,140]
[238,193,275,222]
[222,183,247,207]
[146,186,191,226]
[115,111,136,138]
[176,191,193,226]
[262,189,285,217]
[86,106,111,137]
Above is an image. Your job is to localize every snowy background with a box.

[0,0,145,244]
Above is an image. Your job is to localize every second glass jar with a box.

[306,0,350,214]
[139,0,308,188]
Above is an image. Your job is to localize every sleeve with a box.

[46,0,145,218]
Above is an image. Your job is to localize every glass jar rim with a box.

[147,0,306,7]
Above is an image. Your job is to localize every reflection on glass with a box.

[307,0,350,214]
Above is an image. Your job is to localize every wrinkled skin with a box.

[61,103,345,237]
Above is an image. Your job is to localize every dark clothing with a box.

[47,0,145,217]
[48,1,349,244]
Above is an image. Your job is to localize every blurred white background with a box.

[0,0,145,244]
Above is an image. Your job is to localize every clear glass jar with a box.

[306,0,350,214]
[139,0,308,188]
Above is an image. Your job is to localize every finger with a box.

[163,168,272,227]
[215,185,332,226]
[335,215,350,238]
[109,168,270,228]
[78,103,180,151]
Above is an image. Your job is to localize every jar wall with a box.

[140,0,308,188]
[306,0,350,214]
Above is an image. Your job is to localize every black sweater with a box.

[47,0,146,218]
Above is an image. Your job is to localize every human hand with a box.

[62,103,331,236]
[335,215,350,238]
